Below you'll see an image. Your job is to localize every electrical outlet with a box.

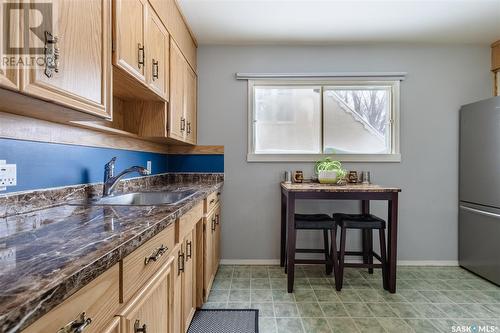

[147,160,152,174]
[0,160,16,191]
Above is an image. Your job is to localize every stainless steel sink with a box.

[90,189,197,206]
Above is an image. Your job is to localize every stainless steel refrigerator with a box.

[459,96,500,285]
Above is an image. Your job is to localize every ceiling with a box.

[177,0,500,45]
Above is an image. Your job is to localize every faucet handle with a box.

[104,157,117,179]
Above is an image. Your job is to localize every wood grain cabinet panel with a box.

[21,0,112,119]
[173,244,184,333]
[182,230,197,330]
[185,63,197,144]
[118,256,174,333]
[113,0,147,83]
[121,223,175,303]
[146,7,169,100]
[169,39,186,141]
[0,0,20,90]
[22,265,120,333]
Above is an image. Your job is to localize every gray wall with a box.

[197,44,492,262]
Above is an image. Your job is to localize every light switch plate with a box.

[0,160,16,191]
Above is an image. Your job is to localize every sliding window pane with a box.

[253,86,321,154]
[323,88,391,154]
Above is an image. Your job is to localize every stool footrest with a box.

[344,263,384,269]
[296,249,327,254]
[295,259,331,265]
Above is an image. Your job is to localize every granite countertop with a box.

[281,181,401,192]
[0,174,223,333]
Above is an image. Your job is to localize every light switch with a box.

[147,160,152,174]
[0,160,17,191]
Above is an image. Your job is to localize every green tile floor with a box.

[202,265,500,333]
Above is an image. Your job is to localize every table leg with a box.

[362,201,373,274]
[286,193,296,293]
[280,191,287,267]
[387,193,399,293]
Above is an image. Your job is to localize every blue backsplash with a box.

[0,138,224,193]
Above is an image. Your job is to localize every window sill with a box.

[247,153,402,163]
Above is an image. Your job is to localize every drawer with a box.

[121,223,175,303]
[178,201,203,241]
[22,265,119,333]
[204,190,221,214]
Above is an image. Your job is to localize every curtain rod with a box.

[235,72,407,80]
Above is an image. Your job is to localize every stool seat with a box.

[295,214,336,229]
[333,213,385,229]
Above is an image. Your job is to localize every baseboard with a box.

[219,259,459,266]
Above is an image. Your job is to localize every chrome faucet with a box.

[102,157,150,197]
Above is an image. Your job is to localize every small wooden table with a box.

[280,182,401,293]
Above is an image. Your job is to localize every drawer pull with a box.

[134,320,147,333]
[186,241,192,259]
[144,244,168,265]
[58,312,92,333]
[209,198,215,204]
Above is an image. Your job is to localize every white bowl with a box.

[318,170,339,184]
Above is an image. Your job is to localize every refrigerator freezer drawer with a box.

[459,204,500,285]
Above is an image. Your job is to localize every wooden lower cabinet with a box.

[118,256,174,333]
[21,193,220,333]
[203,202,221,301]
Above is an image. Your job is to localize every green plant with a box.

[314,157,347,179]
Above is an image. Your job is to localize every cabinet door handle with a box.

[178,251,185,274]
[180,117,186,131]
[186,241,192,259]
[187,122,191,134]
[152,59,159,80]
[138,44,145,68]
[215,214,220,225]
[58,312,92,333]
[134,320,147,333]
[211,217,216,231]
[44,31,59,78]
[144,244,167,265]
[209,199,215,205]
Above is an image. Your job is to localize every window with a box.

[247,79,401,162]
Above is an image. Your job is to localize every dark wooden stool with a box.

[332,213,388,291]
[285,214,338,280]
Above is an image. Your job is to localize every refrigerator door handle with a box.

[460,205,500,219]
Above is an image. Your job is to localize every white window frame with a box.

[247,77,402,163]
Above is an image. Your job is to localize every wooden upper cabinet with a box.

[119,256,174,333]
[21,0,112,119]
[185,64,197,144]
[113,0,147,82]
[0,0,20,90]
[169,39,186,141]
[146,7,169,100]
[492,40,500,71]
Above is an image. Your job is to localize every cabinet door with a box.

[0,0,20,90]
[113,0,147,82]
[213,206,221,272]
[183,230,196,329]
[146,6,169,100]
[173,244,184,333]
[203,214,215,300]
[169,39,186,141]
[21,0,111,118]
[119,256,173,333]
[185,64,197,144]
